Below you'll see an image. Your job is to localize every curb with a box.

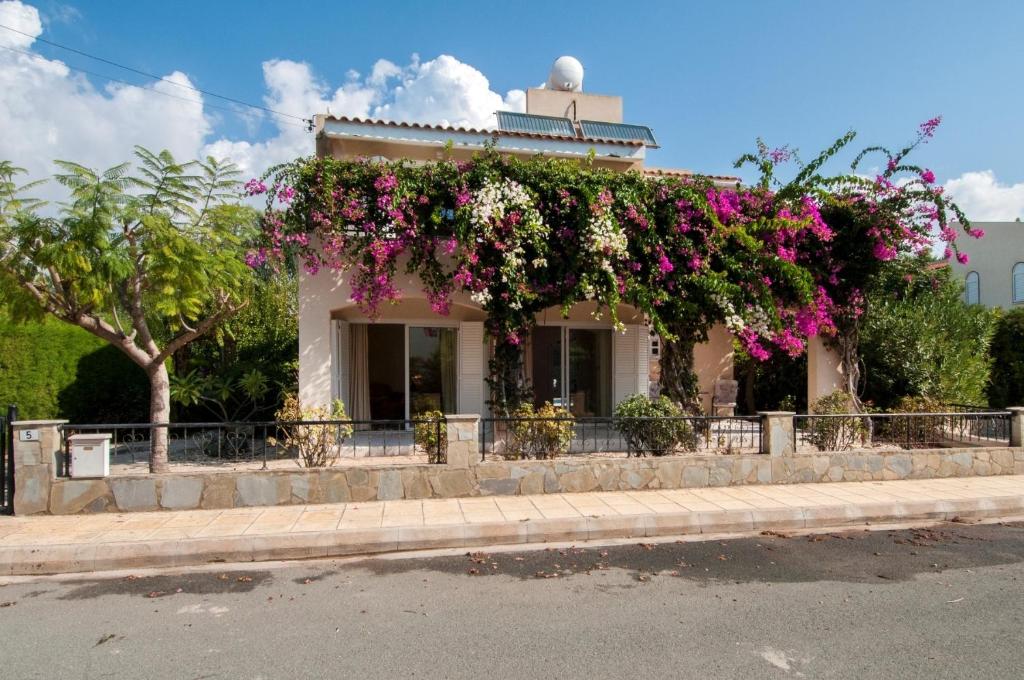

[2,495,1023,576]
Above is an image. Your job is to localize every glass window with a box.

[1014,263,1024,304]
[965,271,980,305]
[567,329,613,417]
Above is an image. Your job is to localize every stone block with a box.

[682,465,709,488]
[201,474,236,509]
[320,471,352,503]
[377,470,403,500]
[708,462,732,487]
[49,479,111,514]
[621,466,655,490]
[14,465,52,515]
[559,467,598,493]
[401,469,433,499]
[430,470,474,498]
[159,477,204,510]
[289,473,322,505]
[655,460,684,488]
[543,467,560,493]
[110,477,158,512]
[235,474,289,507]
[519,471,545,496]
[479,477,519,496]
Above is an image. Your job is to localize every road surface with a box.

[1,521,1022,679]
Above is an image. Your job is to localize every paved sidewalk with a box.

[3,476,1024,576]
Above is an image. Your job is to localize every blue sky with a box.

[4,0,1024,216]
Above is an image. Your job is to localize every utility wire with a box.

[0,44,308,129]
[0,23,313,128]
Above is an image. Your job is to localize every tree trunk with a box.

[658,323,702,413]
[147,361,171,473]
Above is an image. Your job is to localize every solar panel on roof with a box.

[579,120,658,147]
[496,111,576,137]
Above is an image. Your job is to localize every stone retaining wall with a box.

[43,446,1024,514]
[14,417,1024,515]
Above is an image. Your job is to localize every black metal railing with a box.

[794,411,1012,452]
[58,418,447,476]
[479,415,762,460]
[1,404,15,514]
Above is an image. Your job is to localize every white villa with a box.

[296,58,841,420]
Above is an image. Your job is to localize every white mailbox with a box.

[68,433,112,478]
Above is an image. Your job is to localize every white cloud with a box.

[944,170,1024,221]
[0,0,527,192]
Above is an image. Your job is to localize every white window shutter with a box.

[458,322,485,415]
[333,320,350,406]
[613,324,646,407]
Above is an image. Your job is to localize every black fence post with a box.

[5,404,18,514]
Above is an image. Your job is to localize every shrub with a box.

[413,410,447,464]
[269,394,352,467]
[502,402,574,460]
[987,308,1024,408]
[614,394,697,457]
[803,391,869,451]
[860,258,996,408]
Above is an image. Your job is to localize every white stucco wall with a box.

[947,221,1024,309]
[297,262,670,414]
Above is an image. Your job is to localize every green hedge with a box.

[987,308,1024,408]
[0,316,148,422]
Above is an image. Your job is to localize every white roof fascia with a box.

[321,119,646,163]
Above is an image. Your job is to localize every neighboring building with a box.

[299,58,737,419]
[948,221,1024,308]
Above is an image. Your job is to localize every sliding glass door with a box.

[408,326,457,416]
[530,327,612,416]
[355,324,458,421]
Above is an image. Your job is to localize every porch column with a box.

[445,414,480,468]
[759,412,795,458]
[12,420,66,515]
[1010,407,1024,447]
[807,335,844,406]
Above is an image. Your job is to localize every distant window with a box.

[650,329,660,357]
[965,271,980,305]
[1015,263,1024,304]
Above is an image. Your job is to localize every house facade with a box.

[298,61,740,419]
[948,221,1024,308]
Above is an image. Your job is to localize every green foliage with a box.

[987,308,1024,408]
[613,394,697,456]
[171,272,298,420]
[859,258,996,408]
[804,391,868,451]
[0,313,147,422]
[413,410,447,464]
[501,402,574,460]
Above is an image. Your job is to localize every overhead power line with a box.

[0,43,307,129]
[0,22,313,129]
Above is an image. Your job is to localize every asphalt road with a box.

[1,521,1023,679]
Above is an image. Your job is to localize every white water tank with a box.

[548,56,584,92]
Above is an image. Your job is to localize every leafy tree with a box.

[0,148,256,472]
[859,257,996,408]
[987,308,1024,408]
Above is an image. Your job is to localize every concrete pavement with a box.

[2,475,1024,575]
